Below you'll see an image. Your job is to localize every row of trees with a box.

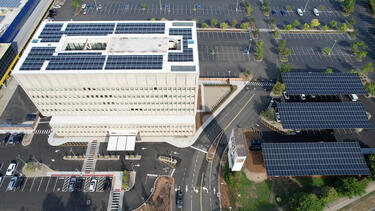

[282,20,348,31]
[290,155,375,211]
[199,18,255,29]
[278,40,291,61]
[342,0,356,15]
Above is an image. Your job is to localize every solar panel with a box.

[20,47,55,70]
[46,54,106,70]
[0,0,20,7]
[282,72,367,95]
[115,23,165,34]
[277,102,373,129]
[105,55,163,70]
[168,28,193,62]
[261,142,371,177]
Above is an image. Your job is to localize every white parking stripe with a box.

[45,177,51,192]
[37,177,44,192]
[53,177,58,191]
[29,177,36,192]
[21,177,28,192]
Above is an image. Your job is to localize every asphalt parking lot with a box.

[198,32,252,78]
[54,0,246,22]
[267,0,345,26]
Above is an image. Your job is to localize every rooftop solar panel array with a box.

[115,23,165,34]
[0,0,20,8]
[168,28,193,62]
[277,102,373,129]
[262,142,371,177]
[282,73,367,95]
[46,53,106,70]
[20,47,55,70]
[105,55,163,70]
[38,23,64,42]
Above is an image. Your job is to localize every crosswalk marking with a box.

[62,177,70,192]
[247,81,274,87]
[33,129,52,134]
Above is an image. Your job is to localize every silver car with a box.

[297,8,303,16]
[313,8,319,16]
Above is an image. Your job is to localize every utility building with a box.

[13,21,199,140]
[228,128,247,171]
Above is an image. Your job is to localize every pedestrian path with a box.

[81,140,99,172]
[109,191,122,211]
[33,129,52,134]
[247,81,274,87]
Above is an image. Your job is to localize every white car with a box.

[89,178,97,192]
[313,8,319,16]
[282,91,290,100]
[6,163,16,176]
[297,8,303,16]
[349,94,358,101]
[81,3,87,9]
[275,112,281,123]
[300,94,306,100]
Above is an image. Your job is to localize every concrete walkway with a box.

[324,182,375,211]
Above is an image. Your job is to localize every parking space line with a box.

[29,177,36,192]
[53,177,58,191]
[37,177,43,192]
[45,176,51,192]
[0,176,4,189]
[21,177,28,192]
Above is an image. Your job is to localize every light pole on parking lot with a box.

[236,0,239,12]
[303,0,311,12]
[329,40,337,55]
[248,39,252,54]
[93,0,98,10]
[17,154,26,165]
[160,0,162,10]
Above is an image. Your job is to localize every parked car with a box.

[8,133,17,145]
[300,94,306,100]
[89,178,97,192]
[14,133,24,144]
[280,10,286,16]
[7,176,17,191]
[251,139,264,146]
[0,133,10,144]
[0,173,3,184]
[6,162,17,176]
[81,3,86,9]
[275,112,281,122]
[176,189,183,208]
[272,9,277,16]
[82,8,88,15]
[349,94,358,101]
[313,8,319,16]
[68,177,77,192]
[15,175,25,190]
[75,177,83,191]
[297,8,303,16]
[97,3,102,10]
[48,9,57,18]
[103,177,112,191]
[282,91,290,100]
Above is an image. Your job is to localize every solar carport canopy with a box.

[277,102,373,129]
[261,142,371,177]
[281,72,367,95]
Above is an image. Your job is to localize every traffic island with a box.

[134,176,174,211]
[21,162,54,177]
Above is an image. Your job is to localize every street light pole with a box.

[17,154,26,165]
[236,0,239,12]
[248,39,252,54]
[93,0,98,10]
[160,0,162,10]
[70,148,76,157]
[329,40,337,55]
[303,0,310,12]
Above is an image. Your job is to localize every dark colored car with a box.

[68,177,77,192]
[176,189,183,208]
[14,133,24,144]
[0,133,11,144]
[15,175,25,190]
[103,177,112,191]
[250,139,264,146]
[75,177,83,191]
[8,133,17,145]
[48,9,57,18]
[272,9,277,16]
[280,10,286,16]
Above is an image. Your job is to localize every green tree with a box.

[249,17,256,24]
[270,18,276,28]
[330,20,338,28]
[349,69,360,75]
[285,24,292,30]
[150,18,156,21]
[245,2,253,15]
[337,177,369,198]
[280,63,291,73]
[210,19,218,27]
[252,29,259,37]
[279,39,286,52]
[286,5,292,11]
[280,48,291,57]
[261,108,275,120]
[311,19,320,27]
[361,62,374,74]
[342,0,356,15]
[322,25,328,31]
[272,82,285,96]
[349,17,356,25]
[231,19,238,27]
[220,22,229,29]
[140,3,147,8]
[290,192,323,211]
[325,68,333,73]
[303,23,310,30]
[355,51,368,62]
[71,1,80,9]
[322,47,331,55]
[367,154,375,180]
[240,22,248,29]
[272,30,280,39]
[320,186,339,205]
[292,20,300,28]
[255,40,264,60]
[339,23,347,31]
[201,23,208,28]
[365,82,375,95]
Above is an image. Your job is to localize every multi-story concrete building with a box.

[13,21,199,140]
[228,128,247,171]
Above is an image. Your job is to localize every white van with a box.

[349,94,358,101]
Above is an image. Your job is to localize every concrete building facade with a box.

[13,21,199,138]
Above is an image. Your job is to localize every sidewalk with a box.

[47,80,248,148]
[324,182,375,211]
